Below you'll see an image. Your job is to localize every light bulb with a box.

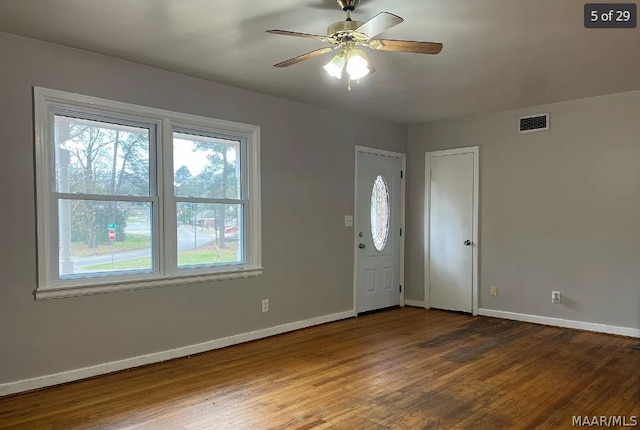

[346,50,371,80]
[323,55,346,79]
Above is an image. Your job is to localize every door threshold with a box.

[430,307,473,316]
[357,305,400,317]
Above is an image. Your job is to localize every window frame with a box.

[34,87,262,300]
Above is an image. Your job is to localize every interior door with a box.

[429,151,475,313]
[356,151,402,313]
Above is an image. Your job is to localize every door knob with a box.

[358,243,366,249]
[464,240,471,246]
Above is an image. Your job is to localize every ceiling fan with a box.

[266,0,443,89]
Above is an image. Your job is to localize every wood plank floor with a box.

[1,307,639,429]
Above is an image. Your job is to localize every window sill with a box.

[34,268,263,300]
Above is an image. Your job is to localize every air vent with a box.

[518,113,549,134]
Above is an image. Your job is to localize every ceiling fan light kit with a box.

[266,0,443,90]
[323,53,347,79]
[345,48,371,80]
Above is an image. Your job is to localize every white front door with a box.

[427,148,478,313]
[356,151,402,313]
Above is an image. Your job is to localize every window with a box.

[370,175,390,251]
[34,88,261,299]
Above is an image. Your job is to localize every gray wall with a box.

[0,32,406,384]
[407,90,640,330]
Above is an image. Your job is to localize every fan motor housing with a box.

[327,20,366,41]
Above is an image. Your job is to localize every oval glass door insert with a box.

[371,175,390,251]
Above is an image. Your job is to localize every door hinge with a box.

[400,228,403,236]
[400,170,403,179]
[399,285,402,293]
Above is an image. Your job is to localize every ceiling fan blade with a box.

[274,47,334,67]
[355,12,403,39]
[266,30,327,40]
[370,39,443,55]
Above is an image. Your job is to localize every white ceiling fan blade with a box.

[355,12,403,39]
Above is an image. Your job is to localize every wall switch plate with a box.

[491,286,498,297]
[261,299,269,312]
[344,215,353,227]
[552,291,561,304]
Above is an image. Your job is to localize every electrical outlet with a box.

[491,286,498,297]
[261,299,269,312]
[552,291,561,304]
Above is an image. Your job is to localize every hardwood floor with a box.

[1,307,639,429]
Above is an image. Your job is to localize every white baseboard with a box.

[0,310,356,397]
[405,300,427,308]
[478,308,640,338]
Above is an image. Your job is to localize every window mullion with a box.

[149,121,163,278]
[161,118,177,276]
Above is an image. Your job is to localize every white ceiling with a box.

[1,0,639,125]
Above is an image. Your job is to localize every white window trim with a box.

[34,87,262,300]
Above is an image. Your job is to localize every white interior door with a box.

[356,151,402,313]
[428,149,477,313]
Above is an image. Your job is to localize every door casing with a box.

[354,146,406,313]
[424,147,480,315]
